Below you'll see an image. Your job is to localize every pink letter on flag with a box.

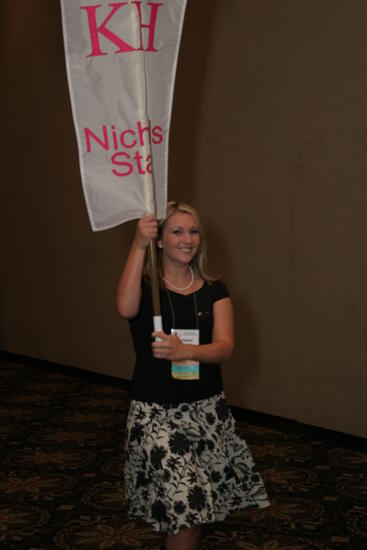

[60,0,187,231]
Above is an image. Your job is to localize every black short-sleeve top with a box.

[128,278,230,404]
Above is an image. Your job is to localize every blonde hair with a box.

[144,201,215,286]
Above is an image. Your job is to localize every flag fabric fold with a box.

[60,0,188,231]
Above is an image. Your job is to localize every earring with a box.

[158,243,162,248]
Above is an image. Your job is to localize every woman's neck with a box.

[163,263,191,284]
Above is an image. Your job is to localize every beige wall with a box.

[1,1,366,437]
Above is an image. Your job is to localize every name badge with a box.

[171,329,200,380]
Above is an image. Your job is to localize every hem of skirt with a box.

[127,499,270,535]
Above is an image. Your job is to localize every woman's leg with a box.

[166,525,201,550]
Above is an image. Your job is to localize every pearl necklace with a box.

[163,266,194,291]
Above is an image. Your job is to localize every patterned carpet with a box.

[0,353,366,549]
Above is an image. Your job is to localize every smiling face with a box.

[159,211,201,267]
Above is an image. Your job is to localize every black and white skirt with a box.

[124,392,269,534]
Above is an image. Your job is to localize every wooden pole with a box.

[149,240,161,317]
[132,7,162,328]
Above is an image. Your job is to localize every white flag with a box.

[60,0,187,231]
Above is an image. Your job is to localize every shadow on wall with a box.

[169,0,219,203]
[230,291,261,405]
[170,0,261,404]
[205,221,261,406]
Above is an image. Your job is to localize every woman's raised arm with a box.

[116,213,158,319]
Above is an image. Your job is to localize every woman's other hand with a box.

[151,332,190,361]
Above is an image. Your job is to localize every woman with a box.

[117,201,269,550]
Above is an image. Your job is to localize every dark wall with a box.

[1,1,366,437]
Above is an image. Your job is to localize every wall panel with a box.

[1,1,366,436]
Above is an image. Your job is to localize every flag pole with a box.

[133,7,162,332]
[149,240,162,329]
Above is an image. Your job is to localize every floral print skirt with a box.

[124,392,270,534]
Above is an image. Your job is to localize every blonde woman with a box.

[117,202,269,550]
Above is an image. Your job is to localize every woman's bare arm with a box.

[116,213,158,319]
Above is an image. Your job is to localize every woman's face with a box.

[160,211,200,267]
